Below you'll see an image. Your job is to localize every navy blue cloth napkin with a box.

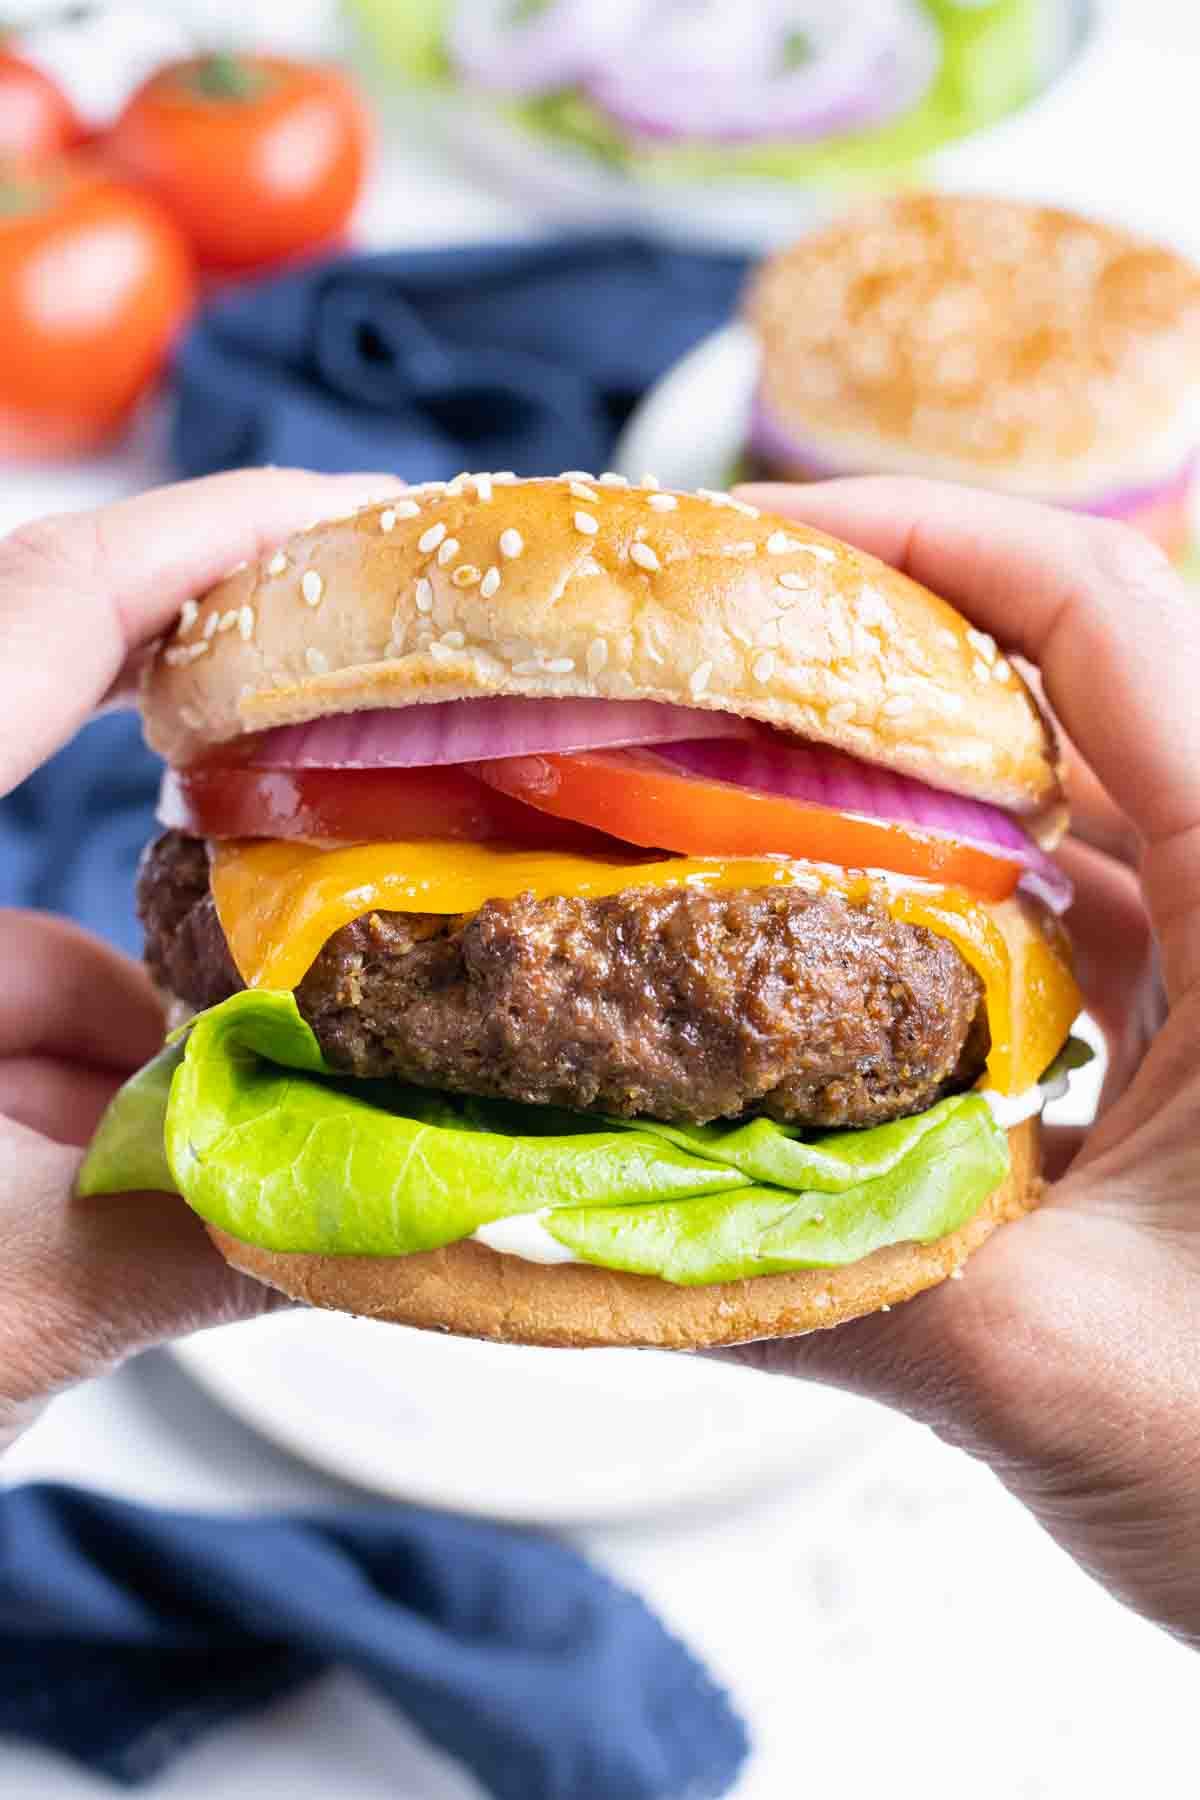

[172,235,750,483]
[0,1484,747,1796]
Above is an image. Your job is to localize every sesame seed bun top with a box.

[141,472,1063,821]
[746,192,1200,497]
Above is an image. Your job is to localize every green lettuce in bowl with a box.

[345,0,1056,187]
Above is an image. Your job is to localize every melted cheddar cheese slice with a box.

[210,838,1081,1097]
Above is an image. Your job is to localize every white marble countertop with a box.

[3,5,1199,1795]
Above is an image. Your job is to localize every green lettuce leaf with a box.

[78,989,1009,1284]
[549,1096,1009,1284]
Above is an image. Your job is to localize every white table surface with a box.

[4,6,1199,1796]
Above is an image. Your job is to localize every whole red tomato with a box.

[0,50,80,159]
[0,158,193,459]
[108,55,371,273]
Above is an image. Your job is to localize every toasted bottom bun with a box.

[208,1118,1041,1350]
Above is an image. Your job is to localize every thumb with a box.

[0,1116,279,1448]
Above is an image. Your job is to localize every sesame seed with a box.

[573,511,599,537]
[188,641,209,661]
[218,609,239,632]
[729,541,756,557]
[766,531,799,554]
[644,641,665,665]
[491,471,517,484]
[163,646,188,666]
[415,577,434,614]
[630,541,660,572]
[777,572,806,591]
[647,492,678,512]
[949,1268,964,1282]
[267,552,288,577]
[394,499,421,519]
[599,472,628,487]
[480,566,501,599]
[437,537,460,566]
[697,488,730,508]
[938,627,959,649]
[641,472,660,488]
[992,658,1011,682]
[827,701,857,725]
[728,498,760,518]
[690,660,713,697]
[305,647,328,675]
[797,543,836,564]
[752,652,776,684]
[545,656,575,674]
[560,469,593,482]
[203,610,220,639]
[569,481,599,503]
[966,627,997,662]
[179,599,199,633]
[301,570,324,607]
[972,658,991,683]
[379,509,397,533]
[512,658,543,676]
[587,637,609,677]
[441,630,466,648]
[452,564,481,588]
[238,605,254,641]
[883,694,914,717]
[499,528,524,560]
[418,522,447,554]
[472,474,494,502]
[430,641,455,666]
[444,473,468,496]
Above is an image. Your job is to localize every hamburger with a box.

[81,472,1086,1349]
[745,192,1200,563]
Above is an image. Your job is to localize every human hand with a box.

[731,477,1200,1649]
[0,469,395,1451]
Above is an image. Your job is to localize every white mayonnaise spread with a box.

[472,1212,580,1264]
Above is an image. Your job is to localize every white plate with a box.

[616,322,759,492]
[172,1314,893,1525]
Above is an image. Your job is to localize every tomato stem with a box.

[186,53,271,103]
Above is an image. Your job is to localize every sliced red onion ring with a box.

[655,739,1074,914]
[447,0,649,98]
[238,699,759,770]
[587,0,939,145]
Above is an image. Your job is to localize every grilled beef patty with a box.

[138,831,988,1129]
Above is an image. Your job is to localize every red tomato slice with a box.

[473,749,1022,900]
[160,762,630,855]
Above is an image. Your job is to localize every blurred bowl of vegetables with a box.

[344,0,1100,245]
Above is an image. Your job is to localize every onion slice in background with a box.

[587,0,940,144]
[655,740,1073,913]
[447,0,649,98]
[229,699,760,770]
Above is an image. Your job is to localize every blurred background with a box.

[1,3,1198,1796]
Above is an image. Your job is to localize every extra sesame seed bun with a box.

[207,1117,1041,1349]
[746,192,1200,499]
[142,474,1063,819]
